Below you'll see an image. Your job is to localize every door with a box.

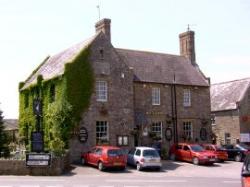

[182,145,192,161]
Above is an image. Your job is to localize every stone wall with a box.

[212,110,240,145]
[0,155,70,176]
[69,32,135,162]
[134,82,211,148]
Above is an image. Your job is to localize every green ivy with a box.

[19,47,94,154]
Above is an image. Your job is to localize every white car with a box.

[127,146,162,171]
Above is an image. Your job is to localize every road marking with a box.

[0,186,13,187]
[222,180,240,184]
[73,185,89,187]
[20,186,40,187]
[106,179,186,183]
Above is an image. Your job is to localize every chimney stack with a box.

[95,18,111,42]
[179,30,196,66]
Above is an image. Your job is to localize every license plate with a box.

[113,162,122,166]
[209,159,215,162]
[149,159,156,162]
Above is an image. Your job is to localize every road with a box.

[0,160,242,187]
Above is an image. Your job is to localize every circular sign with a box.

[200,127,207,141]
[79,127,88,143]
[165,128,173,141]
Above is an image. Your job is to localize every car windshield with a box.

[238,144,250,150]
[143,149,159,157]
[107,149,124,156]
[190,145,204,152]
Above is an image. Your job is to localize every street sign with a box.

[26,153,51,167]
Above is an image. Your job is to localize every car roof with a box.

[135,146,156,150]
[95,145,121,150]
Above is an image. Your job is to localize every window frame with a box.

[183,121,193,139]
[96,121,109,144]
[96,81,108,102]
[152,87,160,105]
[151,122,163,139]
[117,135,129,146]
[183,89,191,107]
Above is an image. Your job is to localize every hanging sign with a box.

[165,127,173,141]
[79,127,88,143]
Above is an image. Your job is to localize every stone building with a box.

[19,18,211,162]
[211,78,250,145]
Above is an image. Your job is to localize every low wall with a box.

[0,154,70,176]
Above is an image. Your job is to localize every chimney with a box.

[179,30,196,66]
[95,18,111,42]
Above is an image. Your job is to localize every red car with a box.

[81,146,127,171]
[242,153,250,187]
[201,144,228,162]
[169,143,217,165]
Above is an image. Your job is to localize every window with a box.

[96,121,108,144]
[152,87,160,105]
[151,122,162,139]
[225,133,231,145]
[135,149,141,156]
[117,135,129,146]
[183,89,191,107]
[183,121,193,139]
[49,84,55,103]
[96,81,108,102]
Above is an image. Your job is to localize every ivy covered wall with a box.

[19,47,93,154]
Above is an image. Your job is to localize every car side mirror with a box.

[242,171,250,177]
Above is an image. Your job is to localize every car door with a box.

[92,148,103,165]
[127,148,136,166]
[87,147,97,164]
[182,145,192,162]
[134,148,142,164]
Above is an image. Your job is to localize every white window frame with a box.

[151,122,162,139]
[117,135,129,146]
[183,121,193,139]
[152,87,160,105]
[96,121,109,144]
[96,81,108,102]
[183,89,191,107]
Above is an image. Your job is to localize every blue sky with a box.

[0,0,250,118]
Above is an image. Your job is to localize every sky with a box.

[0,0,250,119]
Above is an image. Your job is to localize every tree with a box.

[0,109,10,157]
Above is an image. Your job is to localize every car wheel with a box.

[170,153,176,161]
[192,157,199,165]
[136,162,142,171]
[98,161,104,171]
[235,154,242,162]
[81,157,85,165]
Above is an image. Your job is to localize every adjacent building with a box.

[211,78,250,145]
[19,18,211,162]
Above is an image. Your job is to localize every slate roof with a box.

[3,119,18,131]
[22,32,209,90]
[22,33,99,90]
[116,48,209,86]
[211,78,250,112]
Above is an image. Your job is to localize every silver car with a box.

[127,146,162,171]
